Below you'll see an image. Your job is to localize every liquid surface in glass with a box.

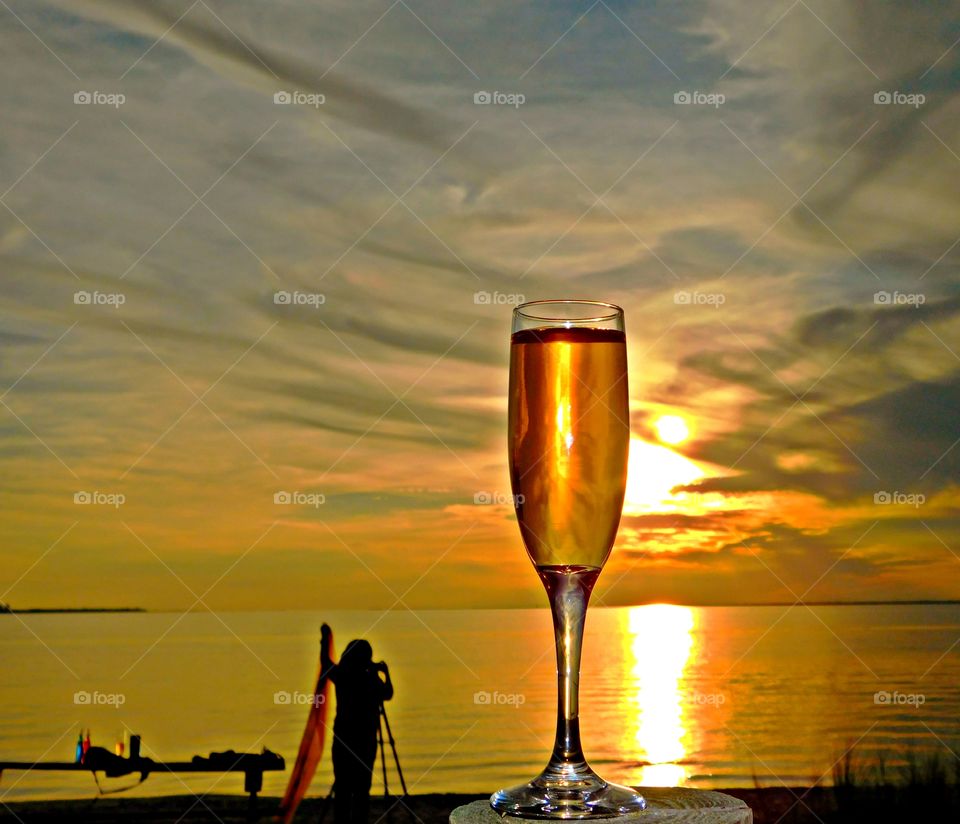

[509,326,629,570]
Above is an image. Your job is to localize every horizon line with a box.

[4,599,960,614]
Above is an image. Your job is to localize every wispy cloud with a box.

[1,0,959,608]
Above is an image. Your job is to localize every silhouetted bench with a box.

[0,747,284,805]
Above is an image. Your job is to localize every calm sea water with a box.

[1,605,958,800]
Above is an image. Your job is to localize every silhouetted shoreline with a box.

[0,789,831,824]
[1,754,957,823]
[7,784,954,823]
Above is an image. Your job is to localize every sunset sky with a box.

[2,0,959,610]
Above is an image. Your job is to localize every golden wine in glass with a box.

[491,300,644,818]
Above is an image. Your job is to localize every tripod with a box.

[318,702,407,824]
[376,701,407,798]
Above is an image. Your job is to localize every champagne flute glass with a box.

[491,300,644,819]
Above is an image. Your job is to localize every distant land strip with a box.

[0,607,145,614]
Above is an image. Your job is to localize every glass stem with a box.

[541,567,598,772]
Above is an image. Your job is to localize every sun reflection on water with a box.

[622,604,696,786]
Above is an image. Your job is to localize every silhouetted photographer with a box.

[320,623,394,824]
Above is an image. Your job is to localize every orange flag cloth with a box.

[278,629,334,823]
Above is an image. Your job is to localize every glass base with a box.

[491,765,646,819]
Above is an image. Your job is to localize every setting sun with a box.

[654,415,690,445]
[624,437,704,514]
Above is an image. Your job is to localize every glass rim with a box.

[513,299,623,323]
